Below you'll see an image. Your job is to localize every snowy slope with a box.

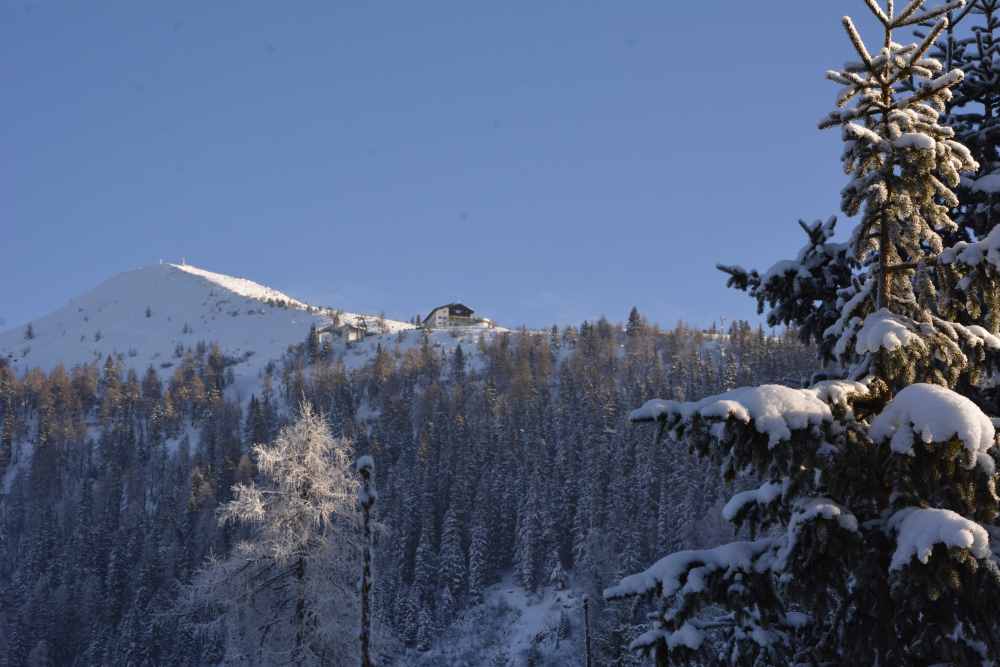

[0,262,522,400]
[340,323,508,372]
[0,263,415,394]
[399,576,585,667]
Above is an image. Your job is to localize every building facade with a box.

[423,303,476,329]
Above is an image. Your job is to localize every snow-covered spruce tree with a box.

[605,2,1000,665]
[955,2,1000,233]
[916,0,1000,243]
[180,404,363,666]
[718,216,857,365]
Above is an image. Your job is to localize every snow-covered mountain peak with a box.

[169,263,311,310]
[0,263,423,393]
[0,262,524,403]
[0,263,325,382]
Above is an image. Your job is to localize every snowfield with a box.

[400,575,585,667]
[0,263,418,393]
[0,263,512,398]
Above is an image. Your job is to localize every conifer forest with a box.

[6,0,1000,665]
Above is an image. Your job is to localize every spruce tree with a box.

[606,2,1000,664]
[917,0,1000,243]
[626,307,644,338]
[718,217,856,364]
[467,510,490,602]
[439,506,466,602]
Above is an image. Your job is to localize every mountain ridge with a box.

[0,263,517,401]
[0,262,417,391]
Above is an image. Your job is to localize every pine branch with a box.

[867,0,892,25]
[843,16,877,74]
[895,0,966,28]
[911,17,952,65]
[894,0,929,27]
[819,106,882,130]
[895,68,965,109]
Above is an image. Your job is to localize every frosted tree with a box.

[181,404,363,666]
[606,2,1000,665]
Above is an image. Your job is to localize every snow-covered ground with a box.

[0,263,515,398]
[0,263,414,392]
[340,324,507,372]
[399,575,585,667]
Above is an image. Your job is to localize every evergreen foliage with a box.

[608,2,1000,664]
[0,314,813,664]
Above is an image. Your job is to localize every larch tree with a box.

[181,403,364,666]
[606,1,1000,665]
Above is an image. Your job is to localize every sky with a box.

[2,1,893,330]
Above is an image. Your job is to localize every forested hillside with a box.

[7,1,1000,664]
[0,315,815,665]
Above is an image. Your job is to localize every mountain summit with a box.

[0,263,413,389]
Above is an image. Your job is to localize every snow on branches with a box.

[822,0,978,314]
[631,383,837,448]
[888,506,990,571]
[718,217,856,362]
[939,225,1000,332]
[855,308,927,354]
[610,2,1000,664]
[604,539,786,662]
[183,404,364,665]
[612,371,1000,664]
[222,403,361,565]
[870,382,996,469]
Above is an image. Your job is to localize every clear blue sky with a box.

[3,1,888,330]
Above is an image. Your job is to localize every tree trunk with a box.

[294,556,306,667]
[361,503,373,667]
[358,458,377,667]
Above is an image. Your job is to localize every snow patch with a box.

[631,384,835,448]
[888,507,989,571]
[722,479,786,521]
[940,225,1000,270]
[604,539,775,601]
[665,623,703,650]
[894,132,935,150]
[171,263,310,309]
[870,383,995,468]
[855,309,924,354]
[403,575,583,666]
[972,172,1000,194]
